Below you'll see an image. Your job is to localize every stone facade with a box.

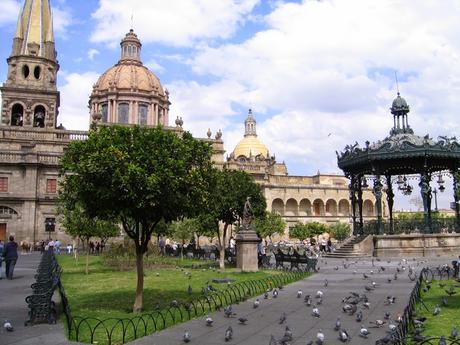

[225,110,377,238]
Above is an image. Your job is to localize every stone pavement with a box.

[0,254,450,345]
[132,257,448,345]
[0,252,75,345]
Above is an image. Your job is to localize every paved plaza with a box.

[0,253,452,345]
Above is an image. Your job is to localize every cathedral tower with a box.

[0,0,60,129]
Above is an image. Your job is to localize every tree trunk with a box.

[133,249,144,312]
[219,224,228,270]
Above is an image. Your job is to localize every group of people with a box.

[0,236,18,280]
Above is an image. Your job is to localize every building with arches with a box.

[226,109,378,238]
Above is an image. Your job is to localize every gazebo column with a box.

[385,175,394,234]
[419,171,432,233]
[453,171,460,232]
[349,175,358,235]
[357,176,364,235]
[373,175,383,234]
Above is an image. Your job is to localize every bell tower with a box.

[0,0,60,129]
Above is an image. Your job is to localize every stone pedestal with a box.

[235,229,259,272]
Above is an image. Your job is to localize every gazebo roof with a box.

[338,92,460,176]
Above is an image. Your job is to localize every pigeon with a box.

[324,279,328,287]
[359,325,370,338]
[306,297,312,306]
[225,326,233,342]
[386,296,396,305]
[334,317,341,331]
[3,320,13,332]
[384,312,391,320]
[370,320,386,328]
[187,285,193,295]
[280,326,293,343]
[439,335,447,345]
[442,297,448,307]
[446,287,456,296]
[387,278,392,283]
[338,329,349,342]
[253,298,260,308]
[334,266,339,270]
[183,330,191,343]
[264,291,269,299]
[312,307,320,318]
[238,317,248,325]
[363,302,370,309]
[171,300,179,307]
[279,312,287,324]
[342,304,352,313]
[205,315,213,326]
[273,289,279,298]
[433,304,441,316]
[224,305,236,318]
[451,327,458,340]
[388,323,397,331]
[356,310,363,322]
[316,330,325,345]
[316,290,324,298]
[297,290,303,298]
[363,273,369,279]
[364,285,373,292]
[316,297,323,305]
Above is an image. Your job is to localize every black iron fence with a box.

[56,263,308,344]
[363,218,458,235]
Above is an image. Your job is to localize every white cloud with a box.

[87,48,100,61]
[52,5,74,39]
[58,71,100,131]
[0,0,20,26]
[180,0,460,176]
[90,0,259,47]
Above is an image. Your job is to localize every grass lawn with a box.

[413,279,460,338]
[58,255,308,344]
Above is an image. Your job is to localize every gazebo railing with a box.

[362,218,458,235]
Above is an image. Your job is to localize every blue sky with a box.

[1,0,460,210]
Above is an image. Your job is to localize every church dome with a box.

[94,63,164,95]
[233,135,269,158]
[89,29,170,127]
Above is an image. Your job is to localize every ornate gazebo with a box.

[337,93,460,235]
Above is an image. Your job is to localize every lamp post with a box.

[432,188,438,212]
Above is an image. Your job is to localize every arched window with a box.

[34,66,41,79]
[0,206,18,216]
[33,105,46,128]
[22,65,30,78]
[138,104,148,125]
[11,103,24,126]
[118,103,129,124]
[101,104,108,123]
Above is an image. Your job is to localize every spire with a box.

[120,29,142,63]
[12,0,56,60]
[244,108,257,137]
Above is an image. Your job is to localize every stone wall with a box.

[374,234,460,257]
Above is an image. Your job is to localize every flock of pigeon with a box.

[179,257,451,344]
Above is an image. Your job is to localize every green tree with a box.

[59,125,213,312]
[170,218,197,259]
[204,169,266,269]
[306,222,328,239]
[289,223,311,241]
[194,214,218,246]
[59,204,119,274]
[255,211,286,240]
[328,223,351,242]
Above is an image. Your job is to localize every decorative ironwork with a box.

[337,93,460,234]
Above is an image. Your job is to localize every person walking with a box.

[457,255,460,279]
[2,236,18,280]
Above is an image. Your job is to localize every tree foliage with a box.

[59,125,213,311]
[289,223,311,241]
[170,218,197,259]
[328,223,351,241]
[255,211,286,239]
[202,169,266,268]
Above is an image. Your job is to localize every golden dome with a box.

[94,62,164,95]
[233,136,269,158]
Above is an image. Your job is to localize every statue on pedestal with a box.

[242,197,254,231]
